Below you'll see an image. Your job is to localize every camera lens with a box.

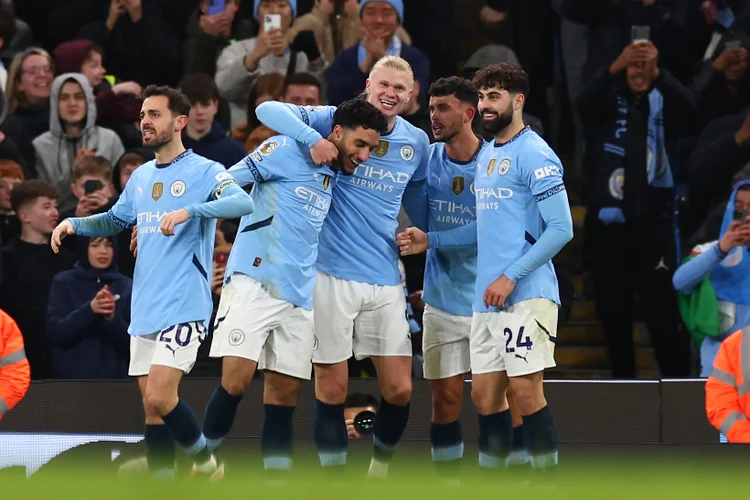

[353,410,376,436]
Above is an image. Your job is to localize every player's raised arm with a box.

[256,100,337,146]
[502,151,574,283]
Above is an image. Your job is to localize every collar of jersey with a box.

[493,125,530,148]
[156,149,193,169]
[444,137,486,166]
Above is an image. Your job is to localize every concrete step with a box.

[558,322,649,346]
[555,345,657,370]
[570,300,597,321]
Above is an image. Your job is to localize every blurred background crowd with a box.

[0,0,748,383]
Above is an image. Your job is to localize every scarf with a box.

[357,36,402,67]
[598,89,674,224]
[710,181,750,305]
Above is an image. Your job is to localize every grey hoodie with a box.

[32,73,125,214]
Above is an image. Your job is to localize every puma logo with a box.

[165,344,177,357]
[515,352,529,363]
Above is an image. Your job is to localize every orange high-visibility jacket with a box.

[0,308,30,422]
[706,326,750,443]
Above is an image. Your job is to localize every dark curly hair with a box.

[142,85,191,118]
[428,76,478,108]
[472,62,530,97]
[333,98,389,135]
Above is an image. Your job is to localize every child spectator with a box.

[179,73,246,168]
[46,235,131,379]
[0,180,75,379]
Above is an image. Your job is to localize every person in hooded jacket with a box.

[32,73,125,216]
[46,235,131,379]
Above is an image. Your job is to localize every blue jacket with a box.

[181,121,246,168]
[325,44,430,106]
[45,237,132,379]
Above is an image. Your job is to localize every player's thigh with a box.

[312,271,360,364]
[144,364,186,414]
[353,283,412,360]
[258,306,315,381]
[210,275,290,363]
[489,299,558,379]
[422,304,471,381]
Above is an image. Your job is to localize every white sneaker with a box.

[189,454,225,482]
[367,458,389,479]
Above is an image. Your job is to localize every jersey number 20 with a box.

[503,326,533,353]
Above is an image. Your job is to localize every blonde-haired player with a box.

[254,55,430,478]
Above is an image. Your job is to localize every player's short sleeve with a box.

[203,162,240,201]
[294,105,336,137]
[108,168,138,228]
[408,130,430,187]
[238,138,290,185]
[522,146,566,203]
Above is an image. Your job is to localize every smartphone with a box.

[631,25,650,44]
[84,179,104,195]
[112,294,121,302]
[733,209,749,222]
[208,0,226,16]
[264,13,282,32]
[726,40,742,51]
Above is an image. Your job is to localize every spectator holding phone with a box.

[46,235,131,379]
[215,0,310,128]
[32,73,124,215]
[674,179,750,376]
[692,40,750,125]
[63,156,117,222]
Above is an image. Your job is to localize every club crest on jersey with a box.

[259,140,278,156]
[170,180,186,197]
[152,182,163,201]
[373,140,390,158]
[323,175,332,190]
[400,145,415,161]
[452,176,465,195]
[499,159,511,175]
[487,159,497,175]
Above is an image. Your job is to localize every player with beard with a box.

[50,85,255,479]
[407,76,528,480]
[253,55,430,478]
[398,63,573,478]
[193,99,388,479]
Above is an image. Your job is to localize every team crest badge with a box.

[152,182,163,201]
[259,140,278,156]
[170,180,186,197]
[323,175,331,190]
[452,176,465,195]
[487,159,497,175]
[499,159,511,175]
[400,145,414,161]
[374,140,390,158]
[608,168,625,201]
[228,329,245,346]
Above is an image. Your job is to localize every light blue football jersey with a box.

[474,127,565,313]
[225,136,336,310]
[422,140,490,317]
[284,104,430,287]
[108,150,239,335]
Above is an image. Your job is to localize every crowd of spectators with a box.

[0,0,748,383]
